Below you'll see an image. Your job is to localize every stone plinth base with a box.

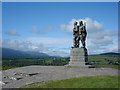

[66,48,90,67]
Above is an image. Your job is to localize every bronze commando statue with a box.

[73,21,87,48]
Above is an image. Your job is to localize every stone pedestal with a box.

[67,48,89,67]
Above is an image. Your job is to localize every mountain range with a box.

[2,48,49,57]
[99,52,120,55]
[1,48,119,60]
[2,48,61,60]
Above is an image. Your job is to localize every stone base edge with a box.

[64,64,92,68]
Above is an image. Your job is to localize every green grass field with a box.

[1,54,119,70]
[94,64,120,70]
[23,76,119,88]
[0,66,18,70]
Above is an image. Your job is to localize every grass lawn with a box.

[0,66,18,70]
[94,64,120,70]
[23,75,119,88]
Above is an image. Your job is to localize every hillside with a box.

[2,48,51,60]
[99,52,120,55]
[2,48,49,57]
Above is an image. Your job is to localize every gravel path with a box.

[1,65,119,88]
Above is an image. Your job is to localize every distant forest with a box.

[1,48,119,70]
[2,54,119,68]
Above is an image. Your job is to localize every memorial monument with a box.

[67,20,89,67]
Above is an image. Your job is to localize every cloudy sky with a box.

[2,2,118,56]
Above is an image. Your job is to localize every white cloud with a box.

[2,37,72,56]
[105,46,118,53]
[31,26,53,35]
[2,17,118,56]
[4,29,20,36]
[30,46,38,50]
[60,17,103,34]
[23,37,72,45]
[60,17,118,55]
[42,49,69,57]
[90,36,113,45]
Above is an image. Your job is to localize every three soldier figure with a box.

[73,21,87,48]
